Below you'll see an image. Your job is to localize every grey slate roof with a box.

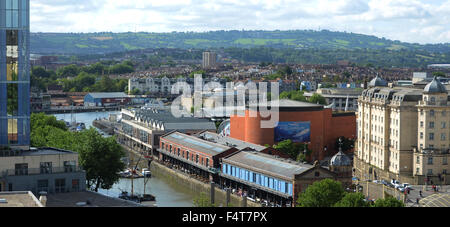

[424,77,447,94]
[87,92,129,99]
[330,151,352,166]
[162,131,230,156]
[368,75,388,87]
[197,131,268,151]
[223,151,314,180]
[135,110,216,131]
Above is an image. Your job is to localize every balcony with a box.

[2,166,84,177]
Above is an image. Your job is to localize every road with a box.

[404,185,450,207]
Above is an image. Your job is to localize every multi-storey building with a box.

[202,51,217,69]
[354,76,450,185]
[128,75,227,95]
[0,1,87,195]
[0,0,30,148]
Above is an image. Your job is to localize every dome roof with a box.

[368,75,388,87]
[424,77,447,94]
[330,151,351,166]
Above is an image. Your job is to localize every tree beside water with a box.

[30,113,126,192]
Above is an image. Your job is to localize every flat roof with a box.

[0,192,43,207]
[223,151,313,180]
[0,147,77,157]
[162,132,230,156]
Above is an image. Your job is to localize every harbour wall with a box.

[149,161,261,207]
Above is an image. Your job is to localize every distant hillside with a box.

[30,30,450,55]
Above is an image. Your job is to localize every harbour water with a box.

[53,111,195,207]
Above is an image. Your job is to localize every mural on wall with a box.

[274,121,311,142]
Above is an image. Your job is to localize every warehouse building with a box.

[84,92,131,107]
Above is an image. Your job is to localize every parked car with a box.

[397,186,405,192]
[381,180,389,185]
[391,180,401,188]
[402,183,411,189]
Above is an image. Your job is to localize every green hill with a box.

[30,30,450,55]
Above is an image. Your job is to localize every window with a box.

[420,132,424,139]
[443,111,447,117]
[442,133,446,141]
[429,133,435,141]
[420,121,424,128]
[186,151,189,160]
[315,171,320,177]
[177,148,180,156]
[64,161,76,172]
[443,157,448,165]
[429,122,435,129]
[72,179,79,191]
[416,168,420,174]
[206,158,209,167]
[444,169,447,174]
[427,169,433,175]
[442,122,447,129]
[430,110,435,117]
[195,154,199,163]
[14,163,28,176]
[37,180,48,193]
[428,157,433,165]
[40,162,52,174]
[417,156,420,164]
[55,179,66,193]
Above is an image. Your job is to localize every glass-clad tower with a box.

[0,0,30,147]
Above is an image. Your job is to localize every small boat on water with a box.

[118,191,156,203]
[142,168,152,178]
[119,169,144,178]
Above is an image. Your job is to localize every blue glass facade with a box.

[0,0,30,146]
[222,163,293,196]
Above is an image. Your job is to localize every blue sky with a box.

[30,0,450,44]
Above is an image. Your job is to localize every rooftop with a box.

[86,92,129,99]
[424,77,447,94]
[0,192,43,207]
[197,131,268,152]
[247,99,323,110]
[0,147,77,157]
[45,191,151,207]
[223,151,314,180]
[133,110,216,131]
[162,131,231,156]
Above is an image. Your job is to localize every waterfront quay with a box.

[35,106,125,115]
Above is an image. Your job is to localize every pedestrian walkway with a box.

[405,185,450,207]
[419,194,450,207]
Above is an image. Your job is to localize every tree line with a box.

[31,61,133,93]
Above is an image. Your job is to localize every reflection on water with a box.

[54,111,120,130]
[97,177,195,207]
[53,111,195,207]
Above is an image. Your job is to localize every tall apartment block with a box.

[0,0,30,148]
[354,76,450,185]
[202,51,216,68]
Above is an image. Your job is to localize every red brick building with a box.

[230,99,356,160]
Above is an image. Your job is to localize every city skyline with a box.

[30,0,450,44]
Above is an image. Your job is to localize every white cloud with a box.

[30,0,450,44]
